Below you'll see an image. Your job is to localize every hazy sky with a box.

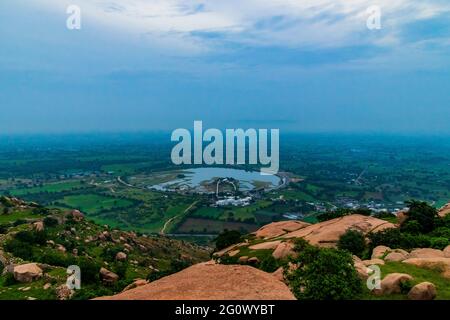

[1,0,449,134]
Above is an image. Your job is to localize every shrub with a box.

[367,228,435,250]
[401,200,439,233]
[3,273,17,286]
[317,208,371,222]
[77,257,101,284]
[287,243,362,300]
[15,230,48,245]
[429,237,449,250]
[4,238,34,260]
[12,219,27,226]
[259,255,279,273]
[71,286,112,300]
[43,216,59,228]
[39,251,76,267]
[337,229,367,257]
[111,261,128,279]
[32,207,50,216]
[0,223,9,234]
[101,246,124,262]
[214,230,242,251]
[400,280,413,294]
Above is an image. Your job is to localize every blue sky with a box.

[0,0,449,134]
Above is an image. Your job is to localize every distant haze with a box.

[1,0,450,134]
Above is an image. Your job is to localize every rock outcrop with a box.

[248,240,281,250]
[444,245,450,258]
[68,209,85,221]
[402,257,450,278]
[13,263,43,283]
[100,267,119,284]
[408,248,445,259]
[373,273,413,296]
[407,282,437,300]
[253,221,310,239]
[272,241,296,259]
[95,262,296,300]
[384,251,408,262]
[371,246,391,259]
[438,202,450,217]
[281,215,395,247]
[32,221,44,232]
[115,252,127,261]
[121,279,149,292]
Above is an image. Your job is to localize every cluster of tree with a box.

[317,208,372,222]
[368,200,450,250]
[214,229,242,251]
[286,239,362,300]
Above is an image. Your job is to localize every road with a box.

[160,200,198,235]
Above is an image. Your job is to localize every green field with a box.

[361,261,450,300]
[58,194,134,214]
[0,209,36,224]
[10,181,86,196]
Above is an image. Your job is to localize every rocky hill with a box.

[0,196,210,300]
[96,261,295,300]
[100,202,450,300]
[1,196,450,300]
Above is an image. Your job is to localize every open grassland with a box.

[360,262,450,300]
[10,181,87,196]
[58,194,134,214]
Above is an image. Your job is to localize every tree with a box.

[214,229,242,251]
[337,229,367,257]
[402,200,439,233]
[286,240,362,300]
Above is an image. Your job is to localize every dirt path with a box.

[160,201,198,235]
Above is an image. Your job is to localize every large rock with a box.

[121,279,149,292]
[115,252,127,261]
[362,259,385,266]
[56,284,74,300]
[371,246,391,259]
[403,257,450,278]
[213,243,246,257]
[68,209,85,221]
[100,267,119,284]
[444,245,450,258]
[272,241,296,259]
[282,215,395,248]
[384,251,408,262]
[248,257,260,264]
[95,262,296,300]
[33,221,44,232]
[438,202,450,217]
[13,263,43,283]
[249,240,281,250]
[373,273,413,296]
[396,211,408,224]
[272,267,285,282]
[253,221,310,239]
[354,261,370,280]
[407,282,437,300]
[408,248,444,259]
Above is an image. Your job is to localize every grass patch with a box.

[360,261,450,300]
[58,194,134,214]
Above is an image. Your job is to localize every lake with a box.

[150,167,281,192]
